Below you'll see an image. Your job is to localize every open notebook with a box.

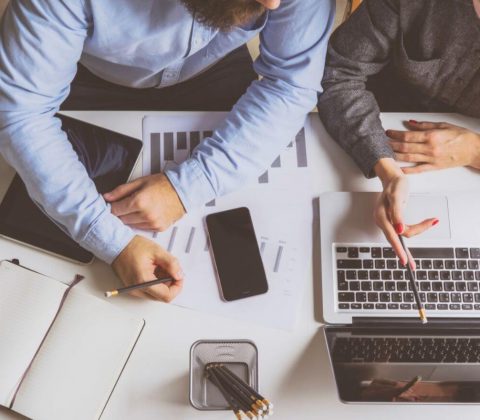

[0,260,145,420]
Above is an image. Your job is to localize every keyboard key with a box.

[456,283,466,292]
[420,282,431,291]
[351,303,362,310]
[371,248,382,258]
[463,293,474,303]
[432,282,443,291]
[410,248,454,258]
[336,247,347,253]
[419,293,426,303]
[356,270,367,280]
[385,281,396,291]
[477,271,480,280]
[387,260,397,269]
[380,293,391,302]
[416,271,428,280]
[348,247,359,258]
[338,292,355,302]
[339,303,350,309]
[421,260,433,269]
[475,304,480,310]
[369,270,380,280]
[444,282,455,291]
[397,282,407,291]
[337,270,346,281]
[438,304,448,310]
[375,303,387,309]
[470,248,480,259]
[392,292,402,302]
[363,259,374,269]
[457,260,468,270]
[383,248,396,258]
[350,281,360,291]
[338,282,349,291]
[361,281,372,291]
[373,281,384,291]
[388,303,399,309]
[393,270,404,280]
[337,260,362,269]
[469,260,479,270]
[346,270,357,280]
[451,293,462,302]
[440,271,451,280]
[425,304,436,310]
[381,270,392,280]
[400,304,412,310]
[464,271,474,281]
[403,292,414,302]
[359,247,370,253]
[356,292,367,302]
[456,248,469,259]
[433,260,444,269]
[445,260,456,269]
[427,293,438,303]
[363,303,374,309]
[475,293,480,303]
[467,281,478,292]
[368,292,379,302]
[428,271,439,281]
[439,293,450,302]
[375,260,386,269]
[462,304,473,310]
[450,304,461,310]
[452,271,463,280]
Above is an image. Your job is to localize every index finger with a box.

[376,204,408,265]
[144,279,183,302]
[111,196,137,217]
[386,130,428,143]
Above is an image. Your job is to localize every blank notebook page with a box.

[12,287,144,420]
[0,263,66,407]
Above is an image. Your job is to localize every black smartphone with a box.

[206,207,269,301]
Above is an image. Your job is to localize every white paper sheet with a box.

[141,113,313,330]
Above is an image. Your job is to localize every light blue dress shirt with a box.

[0,0,334,263]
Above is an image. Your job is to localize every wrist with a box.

[471,133,480,170]
[374,158,404,187]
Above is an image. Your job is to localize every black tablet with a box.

[0,114,143,264]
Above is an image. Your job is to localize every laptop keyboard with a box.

[332,336,480,363]
[335,244,480,312]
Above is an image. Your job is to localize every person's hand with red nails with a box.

[387,120,480,174]
[104,173,185,232]
[374,158,438,267]
[111,235,184,301]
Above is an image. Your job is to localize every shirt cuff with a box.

[164,158,216,212]
[350,132,395,179]
[80,210,135,264]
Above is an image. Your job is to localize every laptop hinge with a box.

[352,317,480,329]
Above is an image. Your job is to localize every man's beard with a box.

[180,0,266,32]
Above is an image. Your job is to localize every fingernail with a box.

[432,219,439,226]
[176,270,184,280]
[394,223,404,234]
[409,120,418,124]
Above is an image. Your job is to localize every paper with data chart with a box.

[141,113,312,330]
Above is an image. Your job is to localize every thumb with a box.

[388,189,406,235]
[407,120,452,131]
[104,178,143,202]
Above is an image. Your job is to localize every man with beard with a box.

[0,0,333,300]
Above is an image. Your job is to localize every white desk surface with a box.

[1,112,480,420]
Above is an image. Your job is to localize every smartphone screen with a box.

[206,207,268,301]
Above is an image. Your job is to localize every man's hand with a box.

[374,158,438,266]
[104,173,185,232]
[111,235,184,301]
[387,120,480,174]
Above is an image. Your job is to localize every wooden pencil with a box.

[104,276,173,297]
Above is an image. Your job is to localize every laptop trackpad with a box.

[404,195,451,241]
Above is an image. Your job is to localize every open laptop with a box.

[320,192,480,403]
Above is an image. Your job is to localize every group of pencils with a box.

[205,363,273,419]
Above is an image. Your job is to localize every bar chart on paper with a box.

[140,112,313,330]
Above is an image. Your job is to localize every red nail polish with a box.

[409,119,418,124]
[432,219,439,226]
[394,223,404,234]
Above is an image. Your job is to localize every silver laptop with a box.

[320,192,480,403]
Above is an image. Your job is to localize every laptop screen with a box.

[324,326,480,403]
